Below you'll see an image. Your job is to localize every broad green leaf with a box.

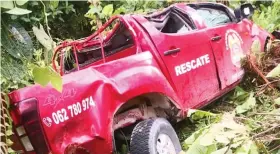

[6,130,14,136]
[185,128,211,154]
[49,70,62,92]
[65,4,75,14]
[32,66,62,92]
[5,122,9,126]
[231,140,245,148]
[0,132,5,136]
[33,66,50,86]
[211,147,232,154]
[214,113,247,142]
[30,1,38,6]
[215,134,230,144]
[8,148,15,153]
[185,139,208,154]
[5,7,32,15]
[200,133,215,146]
[266,64,280,78]
[207,144,217,154]
[184,127,209,147]
[85,6,100,19]
[50,0,59,9]
[235,140,255,154]
[113,6,126,15]
[135,9,144,14]
[188,109,217,121]
[1,1,14,9]
[16,0,29,6]
[274,97,280,105]
[236,92,256,114]
[249,142,258,154]
[30,16,40,21]
[185,142,207,154]
[102,4,113,16]
[32,24,53,51]
[7,139,13,146]
[232,86,249,103]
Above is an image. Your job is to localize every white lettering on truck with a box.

[42,96,96,126]
[175,54,210,76]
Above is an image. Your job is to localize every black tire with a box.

[130,118,181,154]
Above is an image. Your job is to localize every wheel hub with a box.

[156,134,176,154]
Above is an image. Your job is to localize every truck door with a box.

[195,5,251,89]
[138,8,220,108]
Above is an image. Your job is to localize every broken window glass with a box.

[146,8,193,34]
[197,8,231,27]
[161,13,191,33]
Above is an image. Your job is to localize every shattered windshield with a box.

[197,8,231,27]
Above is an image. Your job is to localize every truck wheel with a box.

[130,118,181,154]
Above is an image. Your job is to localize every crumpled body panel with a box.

[9,52,183,154]
[8,3,271,154]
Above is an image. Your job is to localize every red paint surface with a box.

[8,3,270,154]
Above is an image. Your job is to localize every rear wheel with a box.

[130,118,181,154]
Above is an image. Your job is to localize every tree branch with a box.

[252,124,280,138]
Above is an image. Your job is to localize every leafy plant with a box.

[252,1,280,32]
[85,0,168,30]
[1,1,65,152]
[181,112,257,154]
[235,92,256,114]
[33,66,62,92]
[1,7,61,93]
[0,95,15,154]
[266,64,280,78]
[1,0,76,24]
[1,0,31,15]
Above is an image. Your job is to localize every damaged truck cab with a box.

[8,3,272,154]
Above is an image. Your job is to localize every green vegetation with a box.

[252,1,280,33]
[84,0,168,30]
[177,84,280,153]
[1,0,280,154]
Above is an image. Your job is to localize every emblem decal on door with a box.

[225,29,245,68]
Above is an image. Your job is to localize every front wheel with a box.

[130,118,182,154]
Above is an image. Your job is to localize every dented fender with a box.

[9,52,183,154]
[251,23,271,51]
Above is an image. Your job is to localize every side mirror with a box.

[234,3,254,21]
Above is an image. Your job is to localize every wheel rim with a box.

[156,133,177,154]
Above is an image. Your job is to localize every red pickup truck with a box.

[8,2,272,154]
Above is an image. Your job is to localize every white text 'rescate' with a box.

[175,54,210,76]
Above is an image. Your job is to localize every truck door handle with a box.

[164,48,180,56]
[211,35,222,41]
